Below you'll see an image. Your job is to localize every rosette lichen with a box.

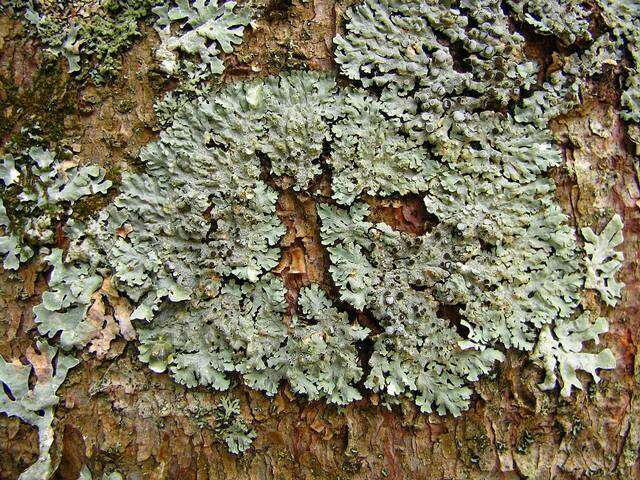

[9,0,629,431]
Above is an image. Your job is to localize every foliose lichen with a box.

[213,395,257,454]
[596,0,640,122]
[0,144,111,270]
[506,0,592,45]
[0,341,79,480]
[582,214,625,307]
[33,248,104,350]
[6,0,630,435]
[152,0,252,79]
[532,312,616,397]
[507,0,640,131]
[5,0,158,84]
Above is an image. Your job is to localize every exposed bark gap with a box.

[365,193,438,236]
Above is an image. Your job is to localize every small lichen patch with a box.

[4,0,158,84]
[582,214,625,307]
[152,0,252,79]
[213,395,257,454]
[0,145,112,270]
[0,341,79,480]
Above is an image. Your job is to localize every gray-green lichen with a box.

[532,312,616,397]
[152,0,252,79]
[279,284,369,404]
[329,90,437,204]
[507,0,592,45]
[33,248,104,350]
[582,214,625,307]
[333,0,539,132]
[51,59,621,417]
[507,0,640,126]
[0,341,79,480]
[0,145,111,270]
[6,0,631,436]
[213,396,257,454]
[5,0,158,83]
[596,0,640,122]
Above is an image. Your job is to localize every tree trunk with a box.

[1,1,639,479]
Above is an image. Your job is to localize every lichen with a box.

[532,312,616,397]
[276,284,369,404]
[0,341,79,480]
[258,73,336,191]
[33,248,104,350]
[582,214,625,307]
[18,0,629,424]
[596,0,640,122]
[213,395,256,454]
[506,0,591,45]
[152,0,252,79]
[6,0,157,84]
[329,89,437,204]
[0,145,112,270]
[334,0,539,135]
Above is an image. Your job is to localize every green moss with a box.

[0,63,75,146]
[82,1,157,84]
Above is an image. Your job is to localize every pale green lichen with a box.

[8,0,158,83]
[138,275,288,392]
[0,146,111,270]
[505,0,639,135]
[510,0,640,129]
[33,248,104,350]
[152,0,252,78]
[595,0,640,122]
[0,341,79,480]
[26,0,628,424]
[213,396,256,454]
[506,0,591,45]
[513,34,621,127]
[257,73,336,191]
[275,285,369,405]
[329,89,438,204]
[582,214,625,307]
[532,313,616,397]
[334,0,539,121]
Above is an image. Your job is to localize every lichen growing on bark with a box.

[152,0,252,79]
[0,341,79,480]
[0,0,635,470]
[2,0,159,83]
[37,6,624,418]
[0,145,111,270]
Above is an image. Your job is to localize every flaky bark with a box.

[1,2,639,479]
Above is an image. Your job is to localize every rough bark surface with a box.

[1,1,639,479]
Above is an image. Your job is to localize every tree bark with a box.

[1,2,639,479]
